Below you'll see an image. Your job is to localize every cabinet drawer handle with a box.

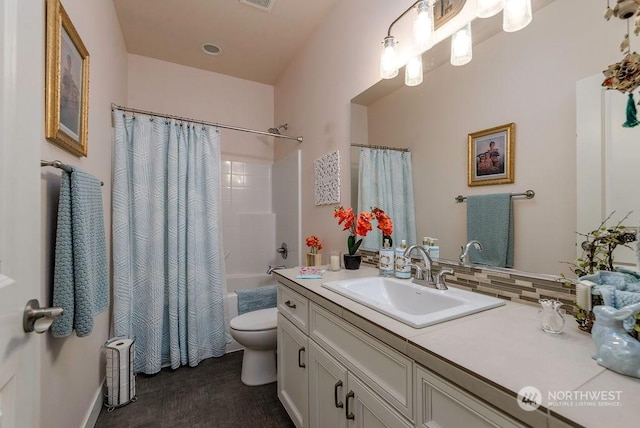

[345,390,355,420]
[334,380,344,408]
[285,300,297,309]
[298,346,306,368]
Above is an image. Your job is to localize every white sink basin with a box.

[321,276,505,328]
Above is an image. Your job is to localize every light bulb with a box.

[477,0,505,18]
[450,23,472,66]
[413,0,435,51]
[380,36,398,79]
[503,0,532,32]
[405,55,423,86]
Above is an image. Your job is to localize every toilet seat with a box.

[230,307,277,332]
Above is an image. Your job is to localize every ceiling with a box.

[112,0,341,85]
[113,0,557,90]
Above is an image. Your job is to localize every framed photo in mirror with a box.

[435,0,467,29]
[45,0,90,157]
[468,123,515,186]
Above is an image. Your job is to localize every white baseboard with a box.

[82,382,103,428]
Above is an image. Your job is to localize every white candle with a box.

[330,255,340,271]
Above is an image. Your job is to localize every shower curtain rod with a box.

[350,143,410,152]
[110,103,303,143]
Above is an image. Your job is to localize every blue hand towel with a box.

[466,193,514,268]
[52,168,109,337]
[236,285,277,315]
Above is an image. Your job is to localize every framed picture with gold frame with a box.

[45,0,89,157]
[468,123,515,186]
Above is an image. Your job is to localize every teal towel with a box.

[466,193,514,268]
[52,168,109,337]
[237,285,277,315]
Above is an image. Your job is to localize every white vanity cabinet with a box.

[415,365,526,428]
[308,340,414,428]
[277,278,528,428]
[278,313,309,428]
[308,340,347,427]
[308,303,414,421]
[347,373,414,428]
[277,283,311,428]
[306,310,415,428]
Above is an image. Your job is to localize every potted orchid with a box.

[305,235,323,266]
[334,206,393,270]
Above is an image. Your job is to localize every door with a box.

[308,340,347,428]
[0,1,42,427]
[277,313,309,428]
[346,373,413,428]
[273,150,301,267]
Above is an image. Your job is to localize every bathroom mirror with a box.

[577,73,640,268]
[350,0,631,276]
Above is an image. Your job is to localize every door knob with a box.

[23,299,64,333]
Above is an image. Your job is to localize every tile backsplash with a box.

[359,249,577,315]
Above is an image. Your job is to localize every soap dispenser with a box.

[395,240,411,279]
[422,237,439,259]
[379,238,395,277]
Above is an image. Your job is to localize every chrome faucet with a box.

[267,265,285,274]
[459,240,483,264]
[403,245,434,285]
[434,269,454,290]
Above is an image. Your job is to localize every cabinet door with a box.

[308,340,348,428]
[346,373,413,428]
[278,313,309,428]
[416,366,525,428]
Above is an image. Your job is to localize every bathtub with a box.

[225,273,277,353]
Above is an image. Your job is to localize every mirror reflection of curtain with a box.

[358,148,417,250]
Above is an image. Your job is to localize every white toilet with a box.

[229,307,278,386]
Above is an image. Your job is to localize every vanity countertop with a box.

[274,265,640,428]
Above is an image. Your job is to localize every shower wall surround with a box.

[222,160,276,274]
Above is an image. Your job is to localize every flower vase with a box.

[343,254,361,270]
[306,252,322,267]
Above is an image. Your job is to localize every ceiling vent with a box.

[239,0,275,12]
[201,43,222,56]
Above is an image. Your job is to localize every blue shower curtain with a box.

[112,110,227,374]
[358,148,417,250]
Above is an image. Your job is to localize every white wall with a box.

[127,56,278,276]
[275,0,624,275]
[274,0,409,258]
[39,1,127,427]
[127,54,275,163]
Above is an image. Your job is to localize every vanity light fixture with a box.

[450,23,473,66]
[380,0,436,81]
[413,0,436,51]
[476,0,505,18]
[503,0,532,32]
[380,0,533,84]
[380,36,399,79]
[405,55,424,86]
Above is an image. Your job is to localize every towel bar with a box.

[41,159,104,186]
[455,189,534,202]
